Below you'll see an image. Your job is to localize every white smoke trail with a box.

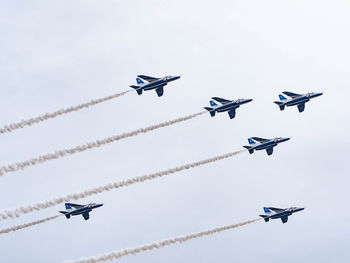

[0,215,61,235]
[0,150,244,220]
[0,111,205,176]
[65,218,260,263]
[0,90,131,135]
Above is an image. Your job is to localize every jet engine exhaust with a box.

[0,150,244,220]
[0,215,61,235]
[0,90,131,135]
[0,111,206,176]
[65,218,260,263]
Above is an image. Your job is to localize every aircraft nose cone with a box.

[314,92,323,97]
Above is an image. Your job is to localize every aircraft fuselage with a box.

[214,99,253,113]
[283,93,323,106]
[142,76,180,91]
[66,204,103,217]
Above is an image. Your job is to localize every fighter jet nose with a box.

[242,99,253,104]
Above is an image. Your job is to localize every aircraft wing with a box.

[211,97,232,104]
[155,86,165,97]
[281,216,288,223]
[66,203,84,209]
[82,212,90,220]
[282,91,302,98]
[267,207,285,213]
[251,137,270,143]
[137,75,159,83]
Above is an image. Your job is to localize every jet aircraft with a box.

[259,207,305,223]
[243,137,290,156]
[59,203,103,220]
[274,91,323,113]
[130,75,181,97]
[204,97,253,119]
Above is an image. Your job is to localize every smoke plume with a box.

[0,111,205,176]
[0,150,244,220]
[66,218,260,263]
[0,90,131,135]
[0,215,61,235]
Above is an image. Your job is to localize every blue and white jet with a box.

[259,207,305,224]
[274,91,323,113]
[130,75,181,97]
[204,97,253,119]
[243,137,290,156]
[59,203,103,220]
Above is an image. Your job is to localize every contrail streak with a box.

[0,215,61,235]
[0,111,205,176]
[65,218,260,263]
[0,90,131,135]
[0,150,244,220]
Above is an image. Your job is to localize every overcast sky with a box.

[0,1,349,262]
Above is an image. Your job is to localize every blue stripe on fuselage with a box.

[270,211,292,219]
[254,141,278,150]
[285,96,310,106]
[70,207,92,216]
[216,103,239,112]
[143,80,168,90]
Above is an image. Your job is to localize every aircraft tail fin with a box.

[136,78,144,84]
[278,94,287,101]
[210,100,218,107]
[130,85,143,95]
[248,138,256,145]
[263,207,272,214]
[274,101,285,111]
[59,211,71,219]
[204,107,216,117]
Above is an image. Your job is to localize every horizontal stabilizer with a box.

[130,85,143,95]
[243,146,254,154]
[259,215,269,222]
[204,107,216,117]
[59,211,71,219]
[274,101,285,111]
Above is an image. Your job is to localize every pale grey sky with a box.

[0,1,349,262]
